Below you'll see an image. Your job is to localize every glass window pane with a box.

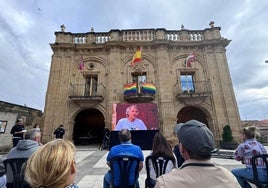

[85,75,98,95]
[180,75,194,92]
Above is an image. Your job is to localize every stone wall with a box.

[0,101,43,151]
[42,27,242,145]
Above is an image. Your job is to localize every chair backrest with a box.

[145,155,175,188]
[110,156,140,188]
[250,154,268,187]
[4,158,29,188]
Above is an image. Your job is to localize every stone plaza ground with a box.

[74,145,251,188]
[1,144,263,188]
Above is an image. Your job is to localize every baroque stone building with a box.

[42,24,241,145]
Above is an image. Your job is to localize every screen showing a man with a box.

[115,105,147,130]
[110,103,159,149]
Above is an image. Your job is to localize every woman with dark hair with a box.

[146,132,177,186]
[33,124,40,131]
[231,125,267,188]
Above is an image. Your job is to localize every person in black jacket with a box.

[173,123,185,167]
[173,144,185,167]
[100,127,110,150]
[10,119,25,147]
[53,125,65,139]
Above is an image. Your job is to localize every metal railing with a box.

[173,80,211,95]
[69,83,105,97]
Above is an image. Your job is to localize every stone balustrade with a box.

[55,27,221,44]
[73,35,87,44]
[122,30,154,41]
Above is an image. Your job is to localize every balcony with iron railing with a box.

[174,81,212,105]
[123,82,156,103]
[69,83,105,107]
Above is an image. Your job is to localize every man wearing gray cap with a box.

[155,119,240,188]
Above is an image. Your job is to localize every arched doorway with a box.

[73,108,105,145]
[177,106,208,126]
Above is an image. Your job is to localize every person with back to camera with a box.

[155,119,240,188]
[0,156,6,188]
[33,124,41,131]
[6,129,41,188]
[10,119,26,147]
[231,125,267,188]
[173,123,185,167]
[115,105,147,130]
[53,124,65,139]
[103,129,144,188]
[100,127,110,150]
[25,139,78,188]
[33,124,43,146]
[146,132,177,187]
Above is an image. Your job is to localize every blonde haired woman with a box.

[231,125,267,188]
[25,139,78,188]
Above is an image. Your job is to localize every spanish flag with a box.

[131,48,142,66]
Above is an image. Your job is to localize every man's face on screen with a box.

[128,106,139,121]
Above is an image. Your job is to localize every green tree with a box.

[222,124,233,142]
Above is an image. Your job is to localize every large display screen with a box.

[112,103,159,131]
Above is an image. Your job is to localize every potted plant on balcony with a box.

[220,124,238,150]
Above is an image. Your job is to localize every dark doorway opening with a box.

[73,109,105,145]
[177,106,208,126]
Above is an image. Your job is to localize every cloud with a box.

[0,0,268,120]
[0,1,52,110]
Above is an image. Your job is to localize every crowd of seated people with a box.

[3,119,268,188]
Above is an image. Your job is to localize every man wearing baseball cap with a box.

[155,119,240,188]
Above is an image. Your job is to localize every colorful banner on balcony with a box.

[124,83,137,95]
[131,48,142,66]
[141,83,156,94]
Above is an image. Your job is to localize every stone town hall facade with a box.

[41,24,241,145]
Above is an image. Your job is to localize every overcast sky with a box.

[0,0,268,120]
